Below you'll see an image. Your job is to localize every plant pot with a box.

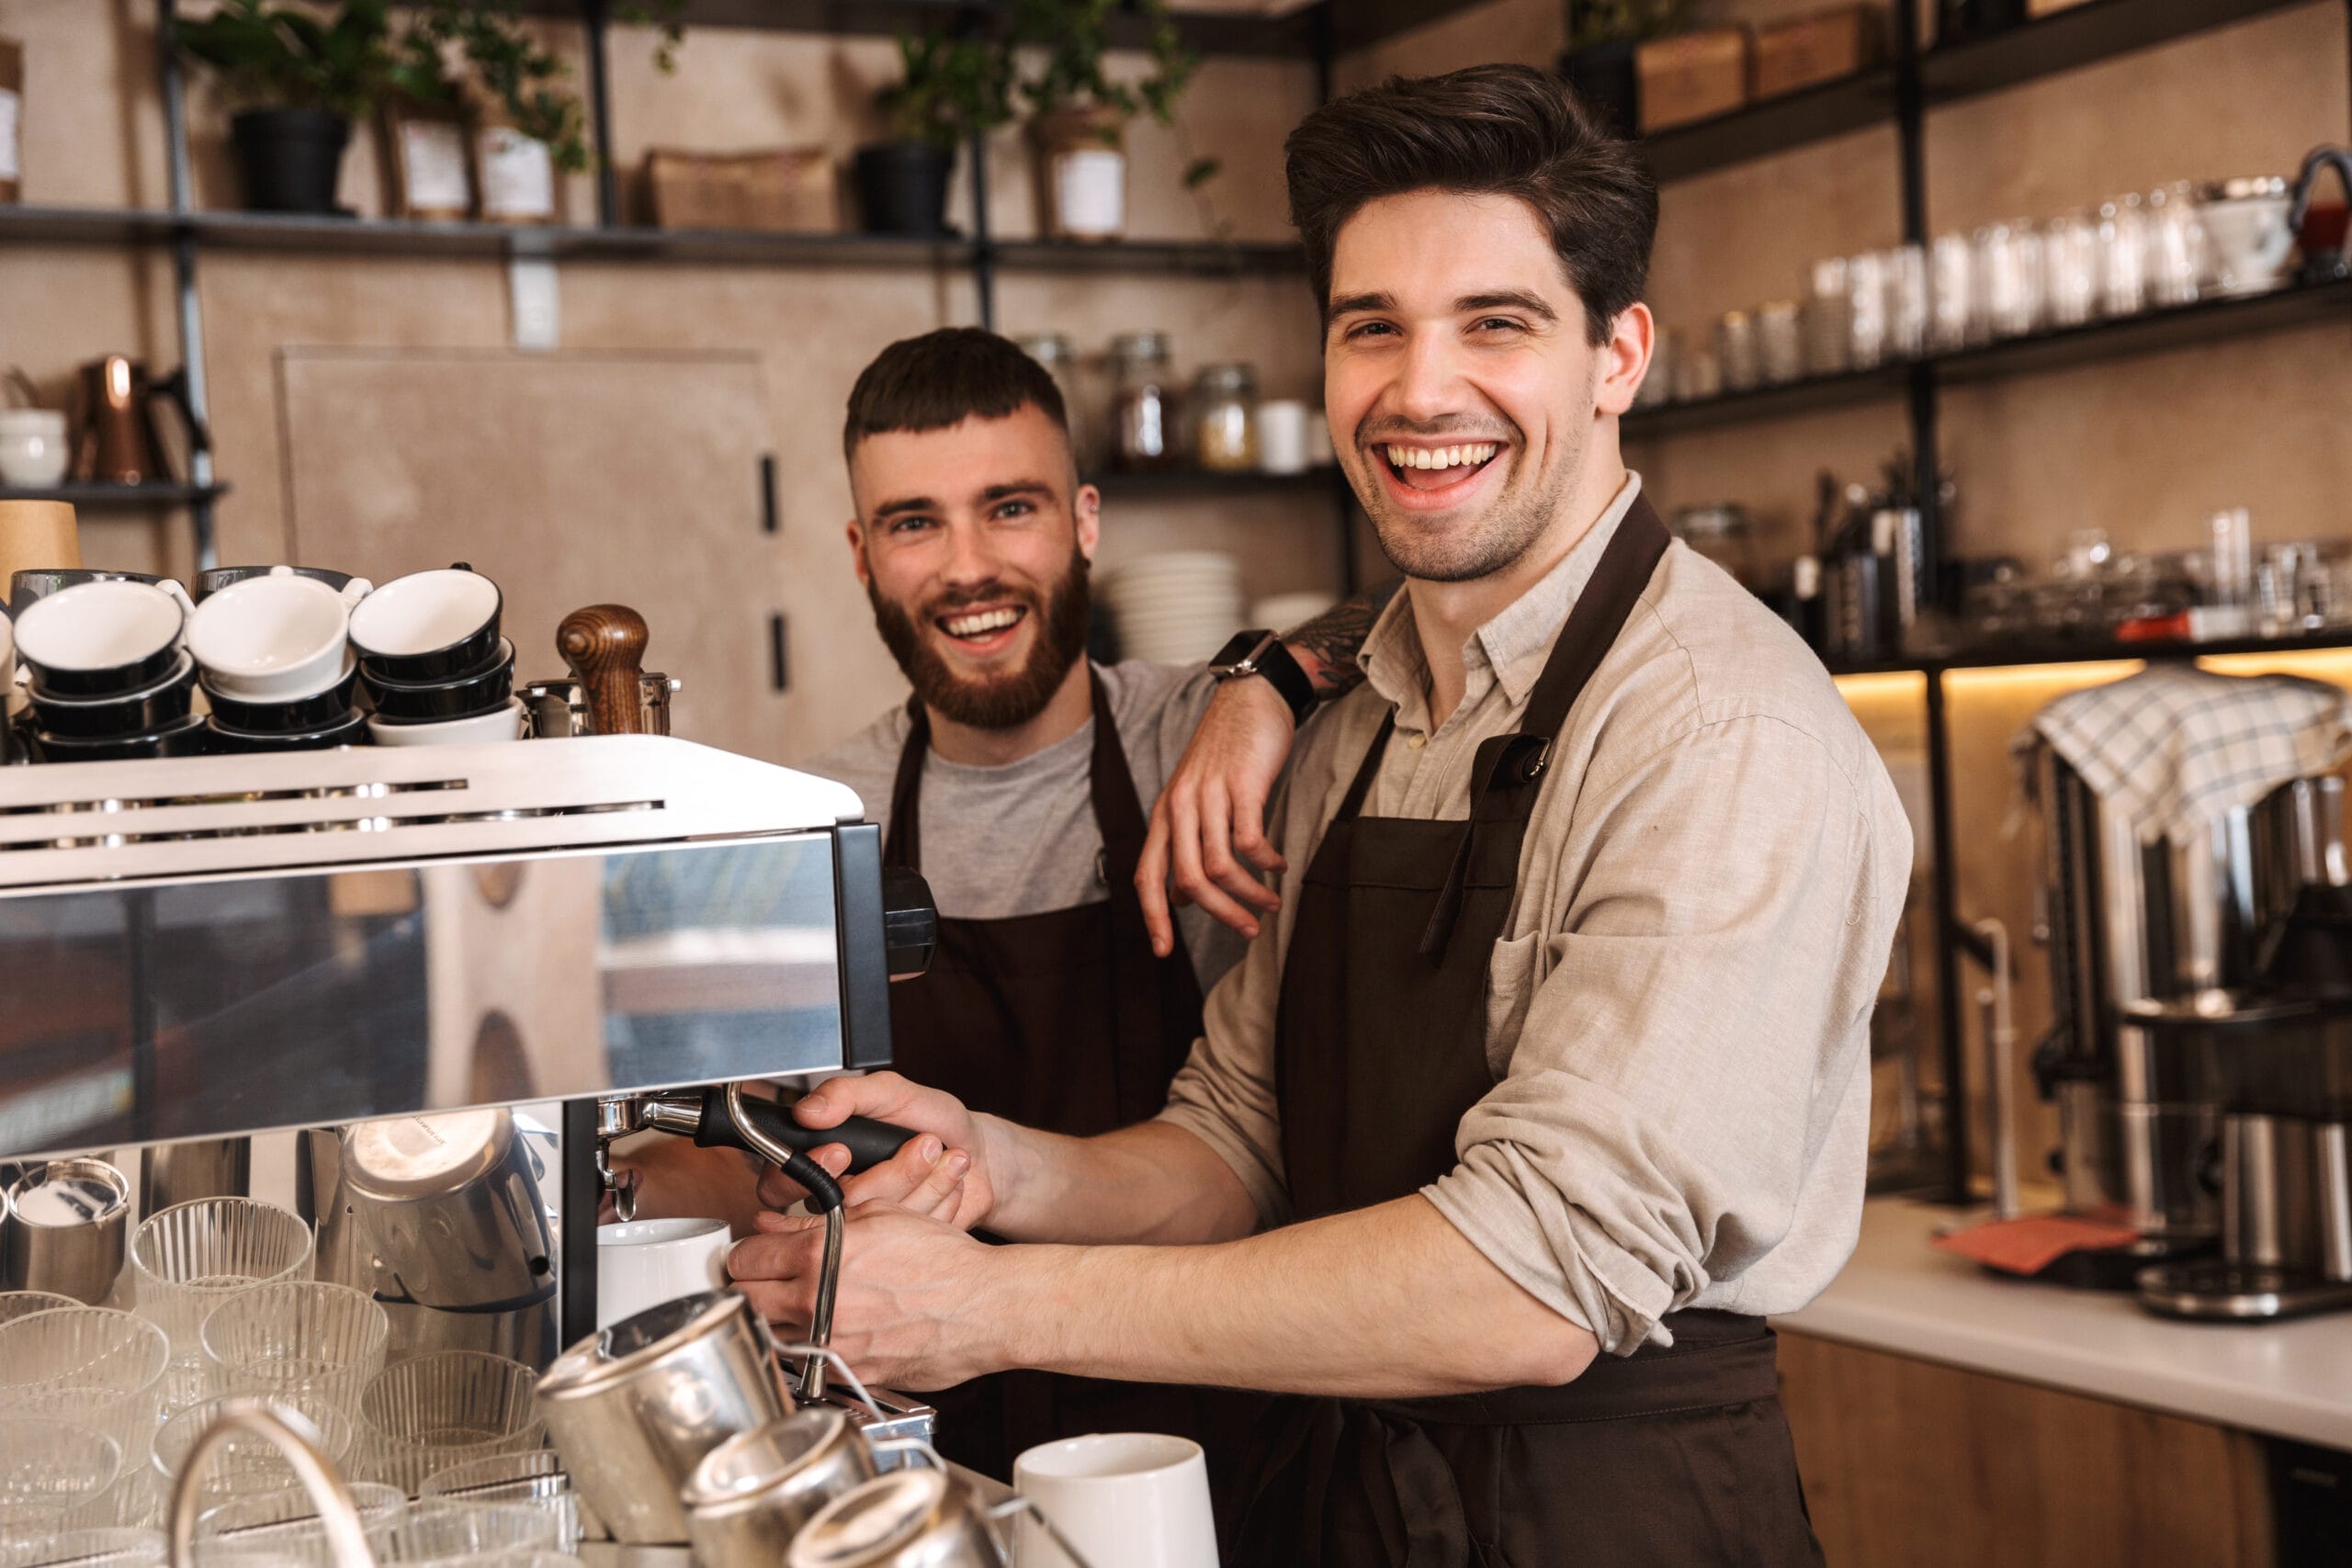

[852,141,956,236]
[230,107,351,215]
[1027,105,1126,243]
[1560,40,1640,139]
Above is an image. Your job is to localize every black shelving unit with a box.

[1627,0,2352,1205]
[0,481,229,509]
[1827,626,2352,678]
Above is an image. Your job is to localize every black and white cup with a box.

[30,648,198,738]
[188,568,373,705]
[363,637,515,721]
[348,566,503,683]
[13,578,195,698]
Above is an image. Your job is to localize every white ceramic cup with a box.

[1014,1432,1217,1568]
[188,567,373,703]
[596,1217,732,1329]
[13,578,194,683]
[1256,400,1310,475]
[0,410,71,488]
[2199,193,2294,296]
[348,568,501,660]
[366,695,527,748]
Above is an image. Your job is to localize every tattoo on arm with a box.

[1283,578,1405,700]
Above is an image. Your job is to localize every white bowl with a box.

[0,410,71,488]
[367,697,526,748]
[188,571,368,703]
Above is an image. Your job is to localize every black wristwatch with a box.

[1208,628,1316,726]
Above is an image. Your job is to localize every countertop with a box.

[1781,1198,2352,1450]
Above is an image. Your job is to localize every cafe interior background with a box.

[1,0,2349,1562]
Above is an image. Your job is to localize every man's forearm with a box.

[1282,578,1403,702]
[981,1116,1259,1247]
[971,1195,1598,1397]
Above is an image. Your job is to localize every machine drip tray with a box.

[2136,1260,2352,1321]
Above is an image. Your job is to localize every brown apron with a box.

[885,667,1260,1490]
[1233,498,1824,1567]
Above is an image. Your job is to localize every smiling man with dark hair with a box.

[731,72,1911,1564]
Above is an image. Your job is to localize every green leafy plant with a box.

[1564,0,1693,51]
[1006,0,1215,187]
[876,29,1016,152]
[180,0,687,173]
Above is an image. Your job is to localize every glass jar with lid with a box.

[1014,333,1090,472]
[1670,503,1755,587]
[1191,363,1259,473]
[1110,333,1178,472]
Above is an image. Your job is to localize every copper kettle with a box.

[71,356,198,485]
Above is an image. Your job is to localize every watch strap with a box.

[1211,628,1315,725]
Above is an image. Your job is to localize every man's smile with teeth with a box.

[1385,442,1499,472]
[940,605,1027,640]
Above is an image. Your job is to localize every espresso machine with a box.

[2032,740,2352,1315]
[0,732,943,1510]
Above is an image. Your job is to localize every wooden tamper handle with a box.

[559,604,650,736]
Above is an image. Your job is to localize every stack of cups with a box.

[11,578,209,761]
[190,568,373,753]
[350,567,526,747]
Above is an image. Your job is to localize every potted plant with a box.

[177,0,400,213]
[857,29,1013,236]
[1559,0,1690,137]
[1011,0,1206,243]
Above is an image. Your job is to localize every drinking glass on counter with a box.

[0,1307,172,1470]
[152,1393,356,1510]
[198,1280,389,1414]
[129,1198,314,1369]
[356,1351,543,1495]
[1190,364,1260,473]
[2145,181,2205,308]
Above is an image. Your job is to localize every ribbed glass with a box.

[357,1352,543,1495]
[152,1393,356,1508]
[0,1419,121,1536]
[198,1280,389,1415]
[128,1200,313,1364]
[0,1307,172,1467]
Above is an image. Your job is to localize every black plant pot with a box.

[1561,40,1641,139]
[230,108,351,215]
[854,141,956,237]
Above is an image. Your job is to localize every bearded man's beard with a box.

[867,549,1093,729]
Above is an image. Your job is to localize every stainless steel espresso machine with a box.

[2032,750,2352,1317]
[0,734,945,1529]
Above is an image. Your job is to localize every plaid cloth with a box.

[2024,664,2352,845]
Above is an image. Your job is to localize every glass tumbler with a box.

[1886,244,1929,358]
[199,1280,389,1414]
[356,1352,543,1496]
[2145,181,2205,308]
[0,1528,166,1568]
[1804,255,1851,374]
[2041,210,2100,329]
[191,1483,408,1568]
[0,1290,84,1327]
[364,1501,561,1562]
[1976,220,2044,338]
[0,1307,172,1472]
[152,1393,356,1511]
[1928,231,1975,351]
[1847,249,1890,367]
[0,1420,121,1536]
[419,1451,582,1551]
[2097,194,2149,316]
[128,1200,313,1370]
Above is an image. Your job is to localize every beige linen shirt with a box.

[1156,474,1913,1355]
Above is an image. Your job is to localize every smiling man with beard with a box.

[772,326,1386,1492]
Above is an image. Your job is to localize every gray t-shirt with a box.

[802,660,1246,995]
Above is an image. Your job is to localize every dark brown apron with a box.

[885,667,1260,1491]
[1233,497,1824,1567]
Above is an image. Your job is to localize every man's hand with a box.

[729,1201,1001,1391]
[754,1073,998,1232]
[1136,675,1293,956]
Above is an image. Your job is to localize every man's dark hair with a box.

[842,327,1069,463]
[1283,64,1658,344]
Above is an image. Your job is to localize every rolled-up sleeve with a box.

[1423,713,1883,1354]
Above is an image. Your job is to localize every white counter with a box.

[1780,1197,2352,1450]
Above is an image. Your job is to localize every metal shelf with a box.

[1644,69,1900,183]
[993,237,1304,276]
[1087,465,1340,494]
[1626,275,2352,437]
[1828,626,2352,678]
[509,0,1326,57]
[0,481,228,510]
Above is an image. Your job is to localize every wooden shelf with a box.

[0,481,227,510]
[1627,274,2352,438]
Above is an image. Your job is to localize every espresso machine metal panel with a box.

[0,739,891,1164]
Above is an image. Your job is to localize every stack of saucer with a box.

[1101,551,1244,665]
[13,579,209,761]
[351,568,526,747]
[192,568,373,753]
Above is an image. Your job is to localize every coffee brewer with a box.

[2035,754,2352,1315]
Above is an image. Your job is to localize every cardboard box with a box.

[1637,28,1753,134]
[1754,6,1886,100]
[645,148,838,233]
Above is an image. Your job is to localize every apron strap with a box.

[1415,496,1673,966]
[883,694,929,872]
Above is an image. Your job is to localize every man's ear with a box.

[1074,483,1102,563]
[846,518,872,590]
[1597,301,1655,419]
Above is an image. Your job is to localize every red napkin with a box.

[1931,1213,2142,1276]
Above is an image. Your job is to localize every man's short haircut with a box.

[1283,63,1658,344]
[842,328,1069,464]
